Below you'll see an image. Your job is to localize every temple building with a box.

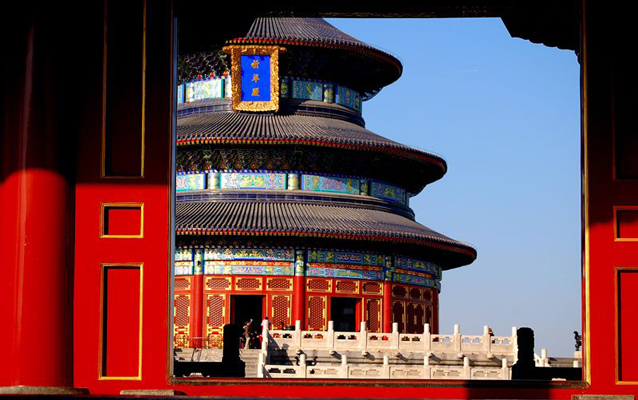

[172,18,477,351]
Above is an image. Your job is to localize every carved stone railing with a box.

[257,321,517,380]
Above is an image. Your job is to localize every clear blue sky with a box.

[327,18,581,357]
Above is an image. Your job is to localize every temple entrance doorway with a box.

[331,297,360,332]
[231,295,265,348]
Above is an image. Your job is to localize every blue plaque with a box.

[240,55,271,102]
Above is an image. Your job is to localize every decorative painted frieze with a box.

[394,256,442,278]
[175,248,193,261]
[204,260,294,276]
[306,266,383,281]
[175,261,194,276]
[336,85,361,112]
[221,172,286,190]
[292,80,323,101]
[301,174,359,195]
[178,76,362,114]
[370,181,406,204]
[176,173,206,191]
[204,248,295,262]
[174,247,442,289]
[307,250,385,267]
[393,273,440,290]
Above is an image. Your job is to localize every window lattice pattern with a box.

[423,289,433,303]
[175,277,191,291]
[392,285,407,298]
[207,295,224,328]
[236,277,262,290]
[362,281,381,295]
[405,302,425,334]
[392,301,405,333]
[425,306,433,327]
[335,280,357,293]
[271,295,291,327]
[266,278,292,291]
[307,278,330,292]
[307,296,326,331]
[409,288,421,300]
[367,299,381,333]
[174,295,190,327]
[206,277,231,290]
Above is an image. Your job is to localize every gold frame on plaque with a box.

[223,45,285,112]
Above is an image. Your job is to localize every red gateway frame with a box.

[1,0,638,398]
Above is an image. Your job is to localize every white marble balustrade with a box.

[259,321,517,380]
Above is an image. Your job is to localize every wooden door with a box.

[73,0,175,393]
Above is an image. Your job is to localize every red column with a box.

[382,256,393,333]
[0,13,73,389]
[383,281,393,333]
[191,250,204,348]
[432,289,440,334]
[292,250,306,327]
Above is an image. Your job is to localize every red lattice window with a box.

[207,295,224,328]
[423,289,433,303]
[392,301,405,333]
[174,295,190,327]
[266,278,292,291]
[335,280,358,293]
[406,303,416,333]
[406,302,425,334]
[409,287,421,300]
[271,295,291,327]
[174,277,190,292]
[307,278,330,292]
[366,299,381,333]
[206,277,231,290]
[362,281,382,295]
[307,296,326,330]
[235,277,262,291]
[414,304,425,333]
[392,285,407,298]
[425,306,433,328]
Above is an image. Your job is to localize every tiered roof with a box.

[175,18,476,269]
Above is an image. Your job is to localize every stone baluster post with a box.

[454,324,462,352]
[423,323,431,352]
[294,320,302,348]
[463,356,471,380]
[257,352,265,378]
[483,325,491,353]
[501,357,510,379]
[383,354,390,378]
[299,353,307,378]
[424,354,431,379]
[360,321,367,350]
[341,354,348,378]
[328,320,335,350]
[391,322,399,349]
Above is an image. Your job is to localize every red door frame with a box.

[4,1,638,397]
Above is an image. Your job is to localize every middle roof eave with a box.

[175,200,476,269]
[177,111,447,180]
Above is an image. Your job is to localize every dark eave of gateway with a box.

[175,199,476,269]
[177,109,447,188]
[227,18,402,94]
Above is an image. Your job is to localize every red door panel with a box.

[73,0,174,393]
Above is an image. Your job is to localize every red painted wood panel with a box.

[617,269,638,382]
[73,0,173,393]
[101,266,141,378]
[616,209,638,239]
[103,205,142,236]
[103,0,145,177]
